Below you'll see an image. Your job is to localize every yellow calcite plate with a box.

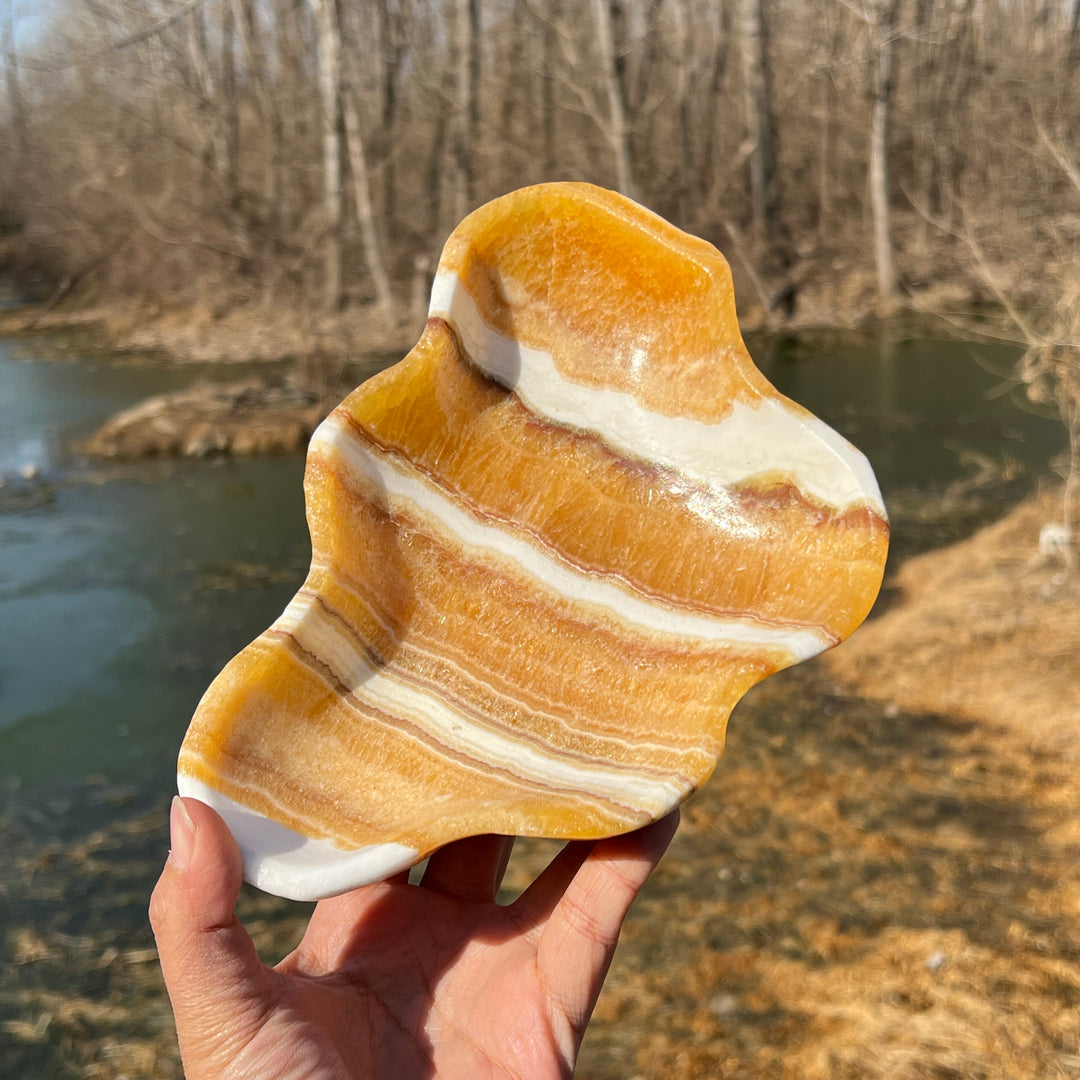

[178,183,888,900]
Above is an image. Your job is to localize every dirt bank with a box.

[0,295,418,366]
[0,256,1008,368]
[827,484,1080,760]
[78,378,332,459]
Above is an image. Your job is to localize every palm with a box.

[261,877,585,1078]
[152,805,678,1080]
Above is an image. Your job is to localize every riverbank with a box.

[0,245,1024,367]
[0,262,1029,465]
[2,487,1078,1079]
[0,294,419,366]
[827,483,1080,761]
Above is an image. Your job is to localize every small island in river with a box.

[78,377,332,459]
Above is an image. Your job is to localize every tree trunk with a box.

[1069,0,1080,69]
[818,70,833,240]
[869,0,900,307]
[818,11,844,241]
[309,0,345,311]
[453,0,481,221]
[2,0,28,170]
[738,0,780,244]
[342,83,395,317]
[232,0,279,219]
[542,0,560,178]
[271,0,295,238]
[631,0,662,113]
[221,0,240,207]
[499,0,526,179]
[427,57,454,240]
[376,0,406,231]
[703,0,732,190]
[591,0,637,199]
[187,4,229,199]
[671,0,695,219]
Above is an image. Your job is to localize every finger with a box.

[513,810,678,926]
[149,797,271,1043]
[512,839,596,924]
[532,811,679,1021]
[288,882,394,973]
[420,834,516,903]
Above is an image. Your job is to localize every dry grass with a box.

[3,491,1080,1078]
[564,657,1080,1080]
[828,483,1080,758]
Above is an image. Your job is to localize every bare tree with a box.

[220,0,239,206]
[1069,0,1080,70]
[0,0,1074,360]
[309,0,345,311]
[186,2,229,197]
[670,0,695,219]
[541,0,560,178]
[375,0,409,230]
[591,0,637,199]
[701,0,733,198]
[2,0,28,171]
[738,0,779,245]
[868,0,900,306]
[340,62,395,315]
[495,0,526,180]
[817,7,847,241]
[230,0,276,209]
[453,0,481,220]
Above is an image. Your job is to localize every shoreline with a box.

[0,262,1025,370]
[0,294,420,367]
[1,272,1026,464]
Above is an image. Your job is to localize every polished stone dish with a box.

[177,182,889,901]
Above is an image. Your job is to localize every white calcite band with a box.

[429,270,887,520]
[272,588,695,810]
[176,774,419,901]
[311,416,833,661]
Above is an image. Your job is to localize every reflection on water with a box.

[0,341,192,475]
[0,456,310,786]
[0,328,1066,794]
[0,338,311,789]
[751,328,1061,491]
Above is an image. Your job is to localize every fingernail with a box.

[169,796,196,871]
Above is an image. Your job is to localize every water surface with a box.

[0,341,310,789]
[0,328,1064,794]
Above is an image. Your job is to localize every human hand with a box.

[150,796,678,1079]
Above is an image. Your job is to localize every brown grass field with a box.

[2,487,1078,1079]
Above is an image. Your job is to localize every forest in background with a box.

[0,0,1078,323]
[1,0,1078,537]
[3,10,1080,1075]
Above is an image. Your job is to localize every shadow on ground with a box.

[2,659,1078,1079]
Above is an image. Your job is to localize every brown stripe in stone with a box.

[325,326,885,640]
[304,460,773,764]
[308,556,722,758]
[180,632,656,853]
[266,624,650,815]
[291,583,703,788]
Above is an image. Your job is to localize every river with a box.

[0,326,1065,799]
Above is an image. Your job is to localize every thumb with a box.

[150,796,271,1058]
